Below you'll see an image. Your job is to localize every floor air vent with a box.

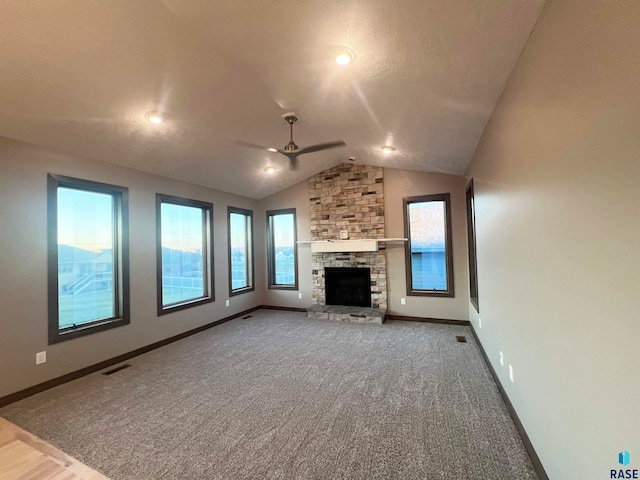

[102,364,131,376]
[456,336,468,343]
[242,315,253,319]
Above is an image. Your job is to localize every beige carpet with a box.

[1,310,538,479]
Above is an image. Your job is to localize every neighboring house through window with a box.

[403,193,454,297]
[47,174,130,344]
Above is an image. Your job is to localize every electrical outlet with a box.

[478,317,482,328]
[508,364,514,383]
[36,351,46,365]
[298,292,303,299]
[340,230,349,239]
[225,299,230,307]
[499,351,504,366]
[400,297,406,305]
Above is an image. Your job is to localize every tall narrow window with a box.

[267,208,297,289]
[404,193,454,297]
[466,180,479,312]
[47,174,129,344]
[156,194,214,315]
[228,207,254,295]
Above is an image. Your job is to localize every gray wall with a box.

[0,137,261,397]
[384,168,469,320]
[260,168,469,321]
[465,1,640,478]
[260,180,313,308]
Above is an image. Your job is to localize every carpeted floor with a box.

[1,310,538,480]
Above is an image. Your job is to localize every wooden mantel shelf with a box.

[297,238,407,253]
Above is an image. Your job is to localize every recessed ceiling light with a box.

[335,48,356,66]
[264,166,275,174]
[336,53,351,65]
[381,145,395,154]
[267,147,278,153]
[145,111,164,124]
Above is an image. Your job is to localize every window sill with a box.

[158,296,215,316]
[230,286,254,297]
[407,290,455,298]
[268,284,298,291]
[50,316,130,344]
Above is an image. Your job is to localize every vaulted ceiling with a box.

[0,0,544,199]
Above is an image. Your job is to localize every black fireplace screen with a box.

[325,267,371,308]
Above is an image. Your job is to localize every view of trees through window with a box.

[57,187,116,328]
[160,202,206,306]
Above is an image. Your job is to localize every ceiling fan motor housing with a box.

[284,115,299,151]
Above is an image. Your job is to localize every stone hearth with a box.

[307,305,386,324]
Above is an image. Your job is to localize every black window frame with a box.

[466,180,480,312]
[403,193,455,297]
[228,206,255,296]
[47,174,130,344]
[156,193,215,316]
[266,208,298,290]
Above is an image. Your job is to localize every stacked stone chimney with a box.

[309,164,387,310]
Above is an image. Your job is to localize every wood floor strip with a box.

[0,418,109,480]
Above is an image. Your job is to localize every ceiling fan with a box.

[237,113,346,170]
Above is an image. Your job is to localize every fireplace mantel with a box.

[298,238,406,253]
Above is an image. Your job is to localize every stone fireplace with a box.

[308,164,387,318]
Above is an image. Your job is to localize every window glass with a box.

[267,209,297,289]
[161,203,205,305]
[408,200,447,290]
[229,208,253,294]
[57,187,116,327]
[157,194,214,314]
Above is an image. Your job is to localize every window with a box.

[266,208,297,289]
[466,180,479,312]
[403,193,454,297]
[47,174,129,344]
[156,194,214,315]
[228,207,254,295]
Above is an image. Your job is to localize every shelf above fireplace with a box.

[297,238,407,253]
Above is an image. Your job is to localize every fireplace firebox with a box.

[325,267,372,308]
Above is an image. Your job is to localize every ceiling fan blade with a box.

[236,140,270,151]
[297,141,346,155]
[288,156,299,170]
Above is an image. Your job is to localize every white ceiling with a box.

[0,0,544,199]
